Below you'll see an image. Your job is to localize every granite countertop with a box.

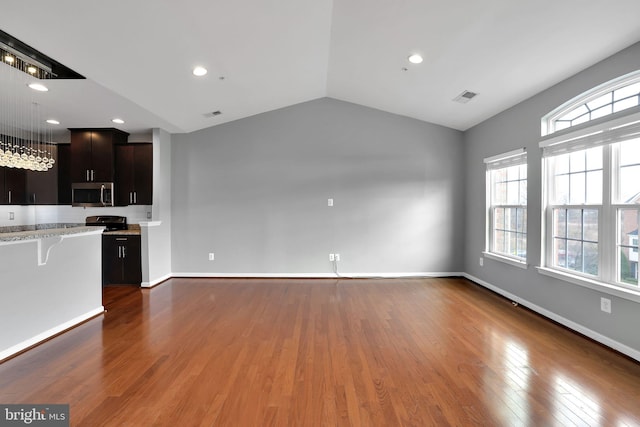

[103,224,141,236]
[0,224,104,243]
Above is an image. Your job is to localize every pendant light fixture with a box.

[0,42,55,171]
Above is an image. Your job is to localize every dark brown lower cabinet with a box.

[102,235,142,286]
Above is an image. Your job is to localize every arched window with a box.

[542,70,640,136]
[539,70,640,296]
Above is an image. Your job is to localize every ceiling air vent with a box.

[453,90,478,104]
[203,110,222,118]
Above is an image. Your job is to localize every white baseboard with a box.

[0,306,105,363]
[463,273,640,363]
[141,273,172,288]
[171,272,464,279]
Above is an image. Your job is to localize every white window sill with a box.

[536,267,640,304]
[482,252,528,269]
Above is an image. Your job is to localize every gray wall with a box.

[171,98,464,275]
[463,41,640,355]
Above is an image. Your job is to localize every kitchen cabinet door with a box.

[70,130,93,182]
[121,235,142,284]
[26,145,58,205]
[114,143,152,206]
[102,235,142,286]
[90,131,115,182]
[114,145,134,206]
[1,168,26,205]
[57,144,72,204]
[69,128,128,182]
[133,144,153,205]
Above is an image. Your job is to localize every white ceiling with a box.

[1,0,640,135]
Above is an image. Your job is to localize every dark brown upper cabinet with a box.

[0,168,26,205]
[69,128,129,183]
[25,144,58,205]
[56,144,72,205]
[114,143,153,206]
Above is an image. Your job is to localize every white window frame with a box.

[542,70,640,136]
[539,109,640,302]
[484,148,528,269]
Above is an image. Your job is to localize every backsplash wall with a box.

[0,205,151,227]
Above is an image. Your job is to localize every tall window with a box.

[541,109,640,290]
[485,149,527,265]
[546,147,602,276]
[617,139,640,285]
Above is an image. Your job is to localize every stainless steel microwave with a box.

[71,182,114,207]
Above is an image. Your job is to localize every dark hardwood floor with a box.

[1,277,640,426]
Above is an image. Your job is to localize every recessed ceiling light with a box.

[28,83,48,92]
[193,66,208,77]
[46,119,60,125]
[408,54,423,64]
[112,118,125,124]
[27,66,37,74]
[4,55,14,63]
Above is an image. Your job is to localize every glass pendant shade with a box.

[0,45,56,172]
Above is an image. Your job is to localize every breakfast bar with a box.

[0,225,105,361]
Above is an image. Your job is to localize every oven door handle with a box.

[100,184,105,206]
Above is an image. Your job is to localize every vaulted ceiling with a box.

[1,0,640,135]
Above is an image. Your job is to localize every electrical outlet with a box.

[479,257,484,267]
[146,211,152,219]
[8,212,15,220]
[328,198,334,207]
[329,253,335,261]
[208,253,215,261]
[335,253,341,261]
[600,297,611,314]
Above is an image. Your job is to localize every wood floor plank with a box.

[2,277,640,426]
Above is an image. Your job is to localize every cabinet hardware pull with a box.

[122,247,126,258]
[134,192,137,204]
[129,192,133,204]
[86,170,89,181]
[91,170,95,181]
[8,191,11,204]
[118,246,122,258]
